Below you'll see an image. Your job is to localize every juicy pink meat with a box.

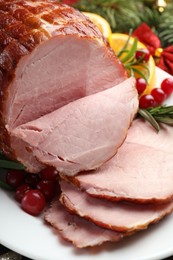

[69,119,173,203]
[60,181,173,232]
[12,77,138,176]
[0,1,127,172]
[45,200,123,248]
[6,36,126,129]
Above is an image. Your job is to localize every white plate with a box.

[1,67,173,260]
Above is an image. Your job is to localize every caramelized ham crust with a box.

[0,0,127,172]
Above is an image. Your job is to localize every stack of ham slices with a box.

[1,0,173,249]
[45,119,173,248]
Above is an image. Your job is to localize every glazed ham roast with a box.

[0,0,129,172]
[1,0,173,252]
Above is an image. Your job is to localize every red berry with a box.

[25,173,41,188]
[151,88,166,105]
[135,48,150,62]
[37,180,57,201]
[139,94,156,109]
[161,78,173,96]
[136,78,147,94]
[39,167,59,181]
[15,184,31,202]
[21,189,46,216]
[6,170,25,189]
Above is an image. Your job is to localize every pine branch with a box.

[158,10,173,47]
[74,0,145,33]
[73,0,173,47]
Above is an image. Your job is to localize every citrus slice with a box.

[109,33,156,95]
[83,12,112,39]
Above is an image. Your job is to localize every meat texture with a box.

[45,200,123,248]
[68,119,173,203]
[0,0,127,172]
[12,77,138,176]
[60,181,173,233]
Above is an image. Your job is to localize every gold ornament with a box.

[155,0,168,13]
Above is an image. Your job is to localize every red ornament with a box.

[132,23,161,56]
[132,23,173,76]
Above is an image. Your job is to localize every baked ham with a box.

[59,181,173,233]
[68,118,173,203]
[45,200,123,248]
[12,77,138,176]
[0,0,127,172]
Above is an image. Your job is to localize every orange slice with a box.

[109,33,156,95]
[83,12,112,39]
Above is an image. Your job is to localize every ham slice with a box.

[60,181,173,233]
[0,0,127,172]
[45,200,123,248]
[12,77,138,176]
[68,119,173,203]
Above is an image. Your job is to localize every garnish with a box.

[0,159,25,170]
[0,179,13,190]
[109,32,156,95]
[138,106,173,132]
[0,167,61,215]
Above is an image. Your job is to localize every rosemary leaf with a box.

[121,37,138,63]
[117,29,133,58]
[129,67,134,77]
[131,67,149,84]
[138,108,160,132]
[154,116,173,125]
[0,160,25,170]
[0,179,13,190]
[148,106,173,115]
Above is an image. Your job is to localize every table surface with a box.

[1,244,173,260]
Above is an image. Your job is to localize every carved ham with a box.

[59,181,173,233]
[12,77,138,176]
[45,200,123,248]
[68,119,173,203]
[0,0,127,172]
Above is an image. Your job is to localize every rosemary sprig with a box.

[0,159,25,170]
[138,108,160,132]
[120,37,138,63]
[115,32,150,83]
[138,106,173,132]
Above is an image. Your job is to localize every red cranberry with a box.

[39,167,59,181]
[136,78,147,94]
[15,184,31,202]
[25,173,41,188]
[139,94,156,109]
[135,48,150,62]
[161,78,173,96]
[21,189,46,216]
[6,170,25,189]
[37,180,57,201]
[151,88,166,105]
